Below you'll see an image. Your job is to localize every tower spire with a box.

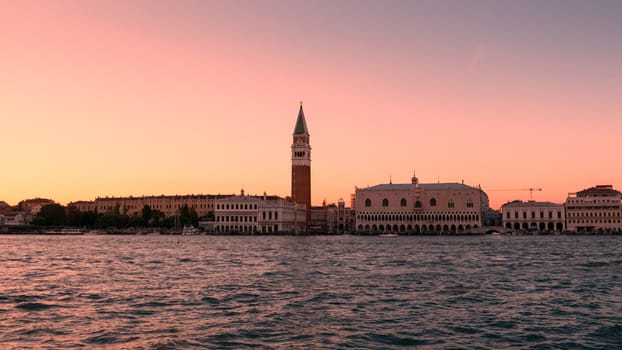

[293,103,309,135]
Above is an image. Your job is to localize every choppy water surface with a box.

[0,235,621,349]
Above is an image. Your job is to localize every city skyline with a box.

[2,1,622,209]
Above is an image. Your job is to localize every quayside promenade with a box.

[2,224,621,236]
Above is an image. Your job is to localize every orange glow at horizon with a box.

[2,1,622,210]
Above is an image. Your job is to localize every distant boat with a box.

[44,228,83,235]
[181,225,201,235]
[379,233,398,237]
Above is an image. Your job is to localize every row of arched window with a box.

[357,223,480,233]
[357,212,480,222]
[216,225,281,233]
[505,222,565,231]
[506,210,563,219]
[364,198,474,208]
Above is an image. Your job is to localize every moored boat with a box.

[181,225,201,235]
[44,228,83,235]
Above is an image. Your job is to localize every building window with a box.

[448,199,454,208]
[466,200,473,208]
[415,200,422,208]
[382,199,389,207]
[506,212,510,219]
[531,211,536,219]
[400,198,407,207]
[430,198,437,207]
[365,199,372,207]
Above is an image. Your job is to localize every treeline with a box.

[31,203,205,228]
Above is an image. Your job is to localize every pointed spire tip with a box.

[293,102,309,134]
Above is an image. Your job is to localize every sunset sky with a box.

[2,0,621,209]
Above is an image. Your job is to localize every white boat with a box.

[379,233,398,237]
[181,225,201,235]
[44,228,83,235]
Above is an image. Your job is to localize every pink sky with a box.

[1,1,621,209]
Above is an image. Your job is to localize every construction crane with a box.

[491,188,542,201]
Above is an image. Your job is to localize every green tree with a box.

[178,204,199,227]
[141,205,153,226]
[80,211,99,228]
[161,216,175,228]
[37,204,67,226]
[66,205,81,226]
[31,215,47,226]
[189,207,199,227]
[96,205,130,228]
[151,210,165,227]
[129,214,143,227]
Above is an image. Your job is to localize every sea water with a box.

[1,235,620,349]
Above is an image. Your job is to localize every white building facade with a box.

[355,175,489,234]
[212,193,306,234]
[501,200,565,232]
[565,185,622,233]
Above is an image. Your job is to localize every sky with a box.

[1,0,621,209]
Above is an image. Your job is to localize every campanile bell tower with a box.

[291,102,311,220]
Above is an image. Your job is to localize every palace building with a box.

[565,185,622,233]
[355,174,489,234]
[291,103,311,221]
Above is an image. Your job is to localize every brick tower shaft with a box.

[291,103,311,222]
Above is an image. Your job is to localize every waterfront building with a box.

[1,213,26,225]
[307,199,355,233]
[210,190,306,234]
[501,200,565,232]
[291,103,311,221]
[308,205,328,232]
[327,198,355,233]
[70,194,222,218]
[17,198,55,215]
[565,185,622,232]
[0,201,12,216]
[354,174,489,234]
